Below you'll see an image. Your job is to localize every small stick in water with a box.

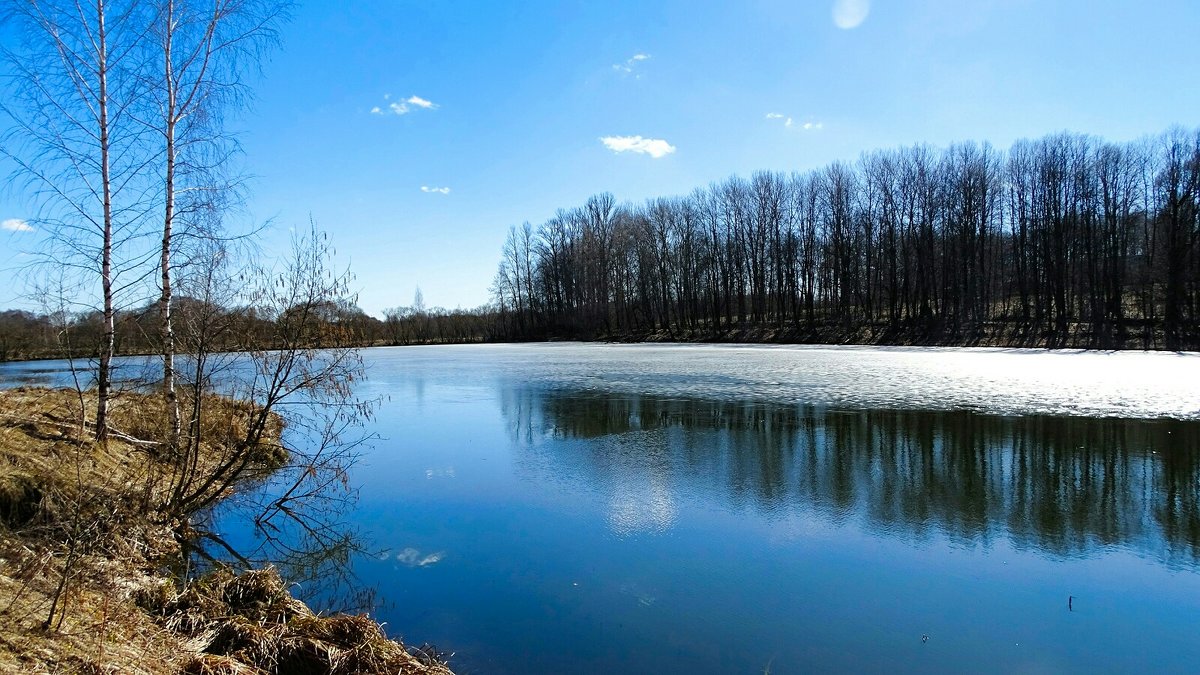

[1068,595,1073,611]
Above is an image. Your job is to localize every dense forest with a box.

[492,128,1200,349]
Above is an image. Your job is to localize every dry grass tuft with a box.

[181,653,267,675]
[161,566,454,675]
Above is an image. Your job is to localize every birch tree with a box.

[147,0,288,447]
[2,0,155,443]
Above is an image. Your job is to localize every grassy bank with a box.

[0,387,452,674]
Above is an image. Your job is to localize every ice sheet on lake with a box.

[364,343,1200,420]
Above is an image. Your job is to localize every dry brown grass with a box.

[160,567,453,675]
[0,387,222,673]
[0,387,454,675]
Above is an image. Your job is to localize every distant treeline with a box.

[491,128,1200,349]
[0,302,498,363]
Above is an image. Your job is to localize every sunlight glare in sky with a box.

[832,0,871,29]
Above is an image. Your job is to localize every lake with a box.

[5,343,1200,673]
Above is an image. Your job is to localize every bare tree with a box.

[161,224,372,528]
[1,0,159,443]
[146,0,288,448]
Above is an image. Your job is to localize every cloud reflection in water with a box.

[388,547,446,568]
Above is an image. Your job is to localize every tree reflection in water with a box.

[501,386,1200,565]
[188,475,380,616]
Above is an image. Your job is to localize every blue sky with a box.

[3,0,1199,315]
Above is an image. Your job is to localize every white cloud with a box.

[406,95,436,109]
[1,218,33,232]
[371,95,438,116]
[766,113,796,127]
[613,53,651,75]
[420,186,451,194]
[802,121,824,130]
[600,135,676,158]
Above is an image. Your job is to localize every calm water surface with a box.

[5,343,1200,673]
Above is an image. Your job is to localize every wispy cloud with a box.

[420,186,451,194]
[600,135,676,159]
[766,112,794,127]
[371,94,439,116]
[613,53,651,76]
[1,218,33,232]
[766,113,822,131]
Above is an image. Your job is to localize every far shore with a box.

[2,330,1194,368]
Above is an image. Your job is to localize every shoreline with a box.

[0,387,453,674]
[2,332,1198,369]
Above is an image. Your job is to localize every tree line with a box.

[492,128,1200,349]
[7,125,1199,365]
[0,298,497,363]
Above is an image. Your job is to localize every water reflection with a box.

[501,387,1200,564]
[192,484,381,616]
